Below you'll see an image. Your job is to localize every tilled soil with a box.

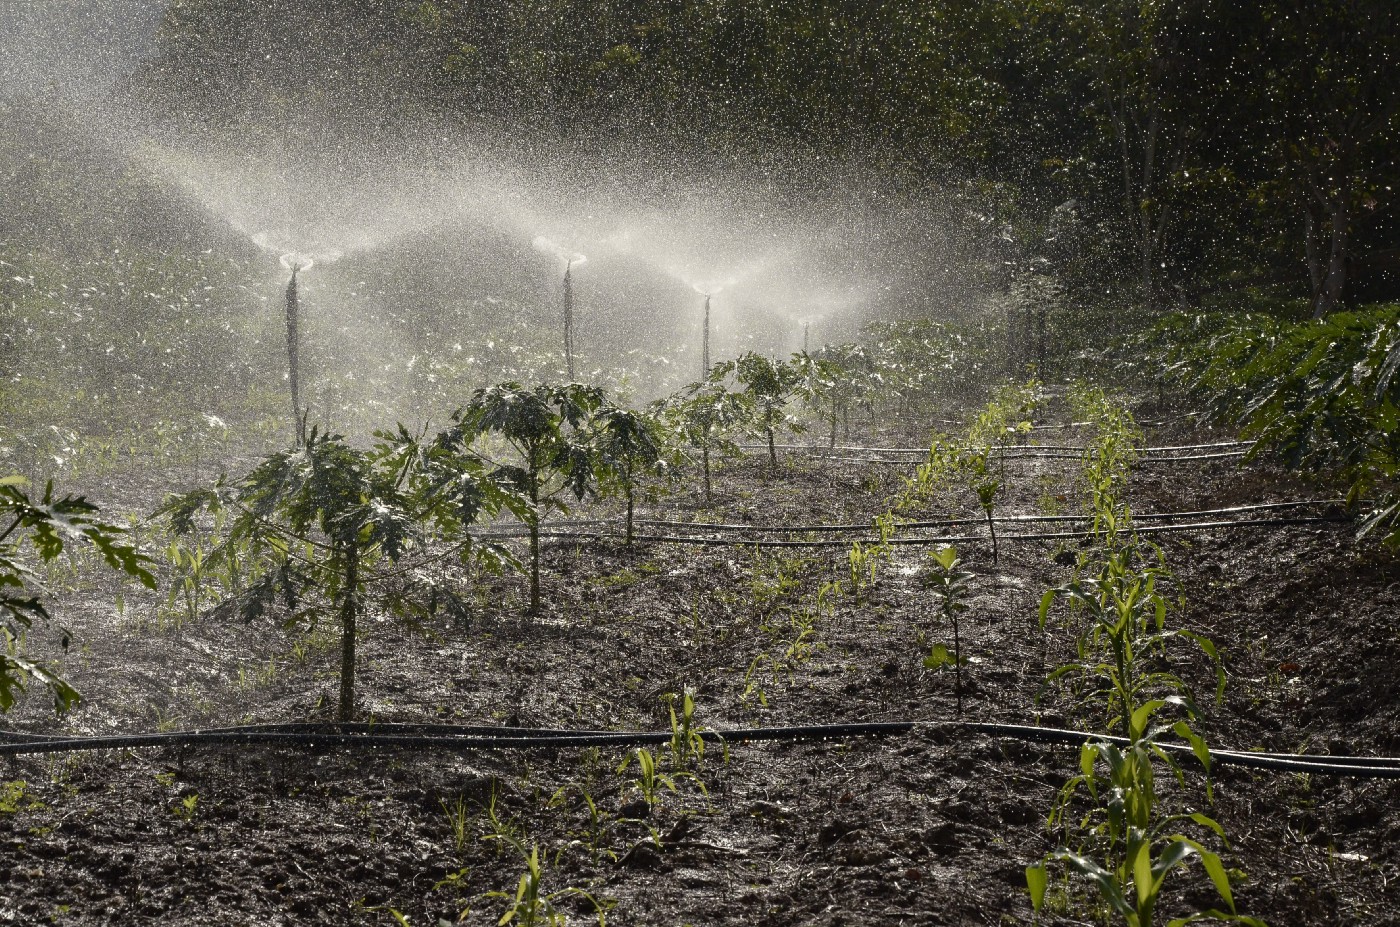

[2,410,1399,926]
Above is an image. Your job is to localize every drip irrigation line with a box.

[954,722,1400,778]
[789,449,1249,465]
[978,450,1249,462]
[4,720,1398,778]
[0,723,914,758]
[528,516,1347,549]
[738,440,1253,457]
[617,500,1344,535]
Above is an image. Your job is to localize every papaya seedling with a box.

[661,376,750,503]
[0,475,155,712]
[711,352,808,468]
[443,382,606,612]
[159,426,519,721]
[589,404,671,545]
[923,545,973,715]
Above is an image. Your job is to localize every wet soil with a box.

[3,406,1399,926]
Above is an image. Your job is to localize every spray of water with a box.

[2,5,1004,428]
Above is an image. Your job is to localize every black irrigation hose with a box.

[480,501,1344,540]
[5,720,1398,778]
[529,516,1347,549]
[0,723,914,758]
[744,441,1252,456]
[954,722,1400,779]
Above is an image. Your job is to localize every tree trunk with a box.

[624,478,634,545]
[1313,196,1350,318]
[702,442,712,502]
[528,464,541,613]
[951,610,963,717]
[337,545,359,722]
[766,425,777,469]
[829,397,838,449]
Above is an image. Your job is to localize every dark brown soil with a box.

[3,406,1399,926]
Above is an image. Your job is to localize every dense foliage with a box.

[0,477,154,711]
[130,0,1399,313]
[1150,304,1400,546]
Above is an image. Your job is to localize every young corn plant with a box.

[618,746,707,810]
[923,545,973,715]
[1031,545,1256,927]
[1027,703,1265,927]
[1069,383,1142,549]
[1039,546,1223,739]
[663,688,709,773]
[485,842,609,927]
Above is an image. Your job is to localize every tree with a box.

[713,353,808,468]
[443,382,606,612]
[1246,0,1400,316]
[1,477,155,712]
[662,375,752,503]
[589,405,671,544]
[803,344,880,447]
[161,427,518,721]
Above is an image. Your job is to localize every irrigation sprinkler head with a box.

[280,252,312,274]
[533,235,587,268]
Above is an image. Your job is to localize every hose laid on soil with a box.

[736,440,1251,457]
[472,501,1343,541]
[4,720,1398,778]
[527,515,1347,549]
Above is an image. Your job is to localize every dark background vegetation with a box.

[123,0,1399,316]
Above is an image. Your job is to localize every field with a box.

[3,382,1398,927]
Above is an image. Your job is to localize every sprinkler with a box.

[563,260,576,381]
[691,283,722,380]
[284,261,307,446]
[532,237,587,382]
[701,294,711,379]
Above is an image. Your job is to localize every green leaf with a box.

[1026,863,1048,912]
[923,643,953,670]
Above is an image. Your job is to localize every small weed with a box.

[172,794,198,822]
[440,795,470,854]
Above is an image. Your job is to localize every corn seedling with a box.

[619,746,670,805]
[1039,546,1223,739]
[1027,703,1263,927]
[441,794,471,854]
[664,689,709,772]
[485,843,610,927]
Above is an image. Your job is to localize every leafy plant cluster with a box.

[0,477,155,712]
[159,382,678,720]
[1028,389,1262,927]
[1148,306,1400,546]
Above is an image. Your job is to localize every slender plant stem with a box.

[338,545,359,722]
